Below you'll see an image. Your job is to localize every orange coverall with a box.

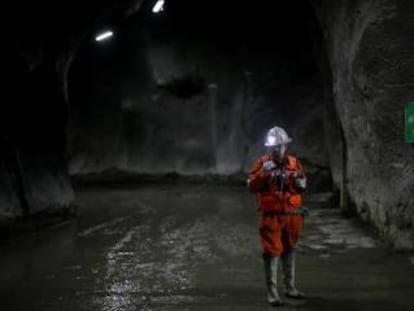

[249,153,306,256]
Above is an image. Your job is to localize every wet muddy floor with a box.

[1,185,414,310]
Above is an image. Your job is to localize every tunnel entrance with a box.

[67,0,335,195]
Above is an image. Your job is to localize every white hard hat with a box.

[264,126,292,147]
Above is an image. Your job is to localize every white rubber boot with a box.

[263,256,284,306]
[281,250,305,299]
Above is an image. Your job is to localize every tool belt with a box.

[262,207,309,217]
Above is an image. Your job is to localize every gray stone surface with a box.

[312,0,414,249]
[68,2,329,176]
[0,152,75,224]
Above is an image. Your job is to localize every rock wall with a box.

[68,1,330,178]
[0,1,144,226]
[313,0,414,248]
[0,56,74,225]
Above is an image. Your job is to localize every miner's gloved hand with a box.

[294,176,307,192]
[262,160,276,172]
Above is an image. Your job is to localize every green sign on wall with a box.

[406,102,414,143]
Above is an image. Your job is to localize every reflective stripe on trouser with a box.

[259,214,303,256]
[263,256,281,303]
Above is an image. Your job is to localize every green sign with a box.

[406,102,414,143]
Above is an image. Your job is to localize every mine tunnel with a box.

[1,0,414,310]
